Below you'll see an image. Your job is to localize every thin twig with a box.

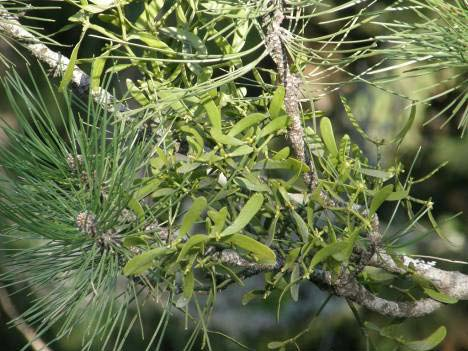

[0,286,53,351]
[409,254,468,265]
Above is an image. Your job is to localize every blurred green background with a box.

[0,2,467,350]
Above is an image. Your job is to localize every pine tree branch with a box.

[0,286,53,351]
[369,250,468,300]
[312,268,443,318]
[212,245,468,318]
[0,3,125,114]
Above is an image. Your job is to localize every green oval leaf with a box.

[386,189,409,201]
[309,241,350,270]
[290,263,300,302]
[320,117,338,157]
[228,113,265,137]
[183,270,195,300]
[160,27,207,54]
[134,179,162,201]
[180,126,204,149]
[379,324,447,351]
[59,30,86,91]
[269,86,285,119]
[405,326,446,351]
[291,211,309,242]
[128,198,145,223]
[179,197,207,236]
[272,146,290,160]
[253,159,310,173]
[282,247,301,272]
[126,79,149,106]
[151,188,176,198]
[370,184,393,215]
[211,128,244,146]
[360,168,394,180]
[221,193,264,236]
[235,176,270,192]
[424,288,458,304]
[208,207,228,236]
[257,115,289,140]
[392,104,416,146]
[177,234,210,262]
[131,32,175,53]
[122,235,148,248]
[222,234,276,264]
[203,99,221,129]
[90,56,106,91]
[123,247,174,276]
[241,289,264,306]
[267,341,285,350]
[229,145,253,157]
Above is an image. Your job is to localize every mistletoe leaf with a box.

[177,234,211,262]
[203,98,221,129]
[123,247,174,276]
[269,86,285,119]
[309,241,351,270]
[222,234,276,264]
[320,117,338,157]
[228,113,265,136]
[221,193,264,236]
[179,197,207,236]
[257,115,289,140]
[370,184,393,215]
[424,288,458,304]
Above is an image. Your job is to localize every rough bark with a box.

[370,250,468,300]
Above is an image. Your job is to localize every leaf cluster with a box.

[0,1,464,350]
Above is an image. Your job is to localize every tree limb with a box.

[214,247,468,318]
[370,250,468,300]
[0,4,125,114]
[310,268,443,318]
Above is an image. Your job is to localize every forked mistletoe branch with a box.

[1,0,468,324]
[259,0,468,318]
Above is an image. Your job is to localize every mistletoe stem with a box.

[265,6,316,188]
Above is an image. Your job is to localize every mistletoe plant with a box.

[0,0,467,350]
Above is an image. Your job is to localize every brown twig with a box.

[0,286,52,351]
